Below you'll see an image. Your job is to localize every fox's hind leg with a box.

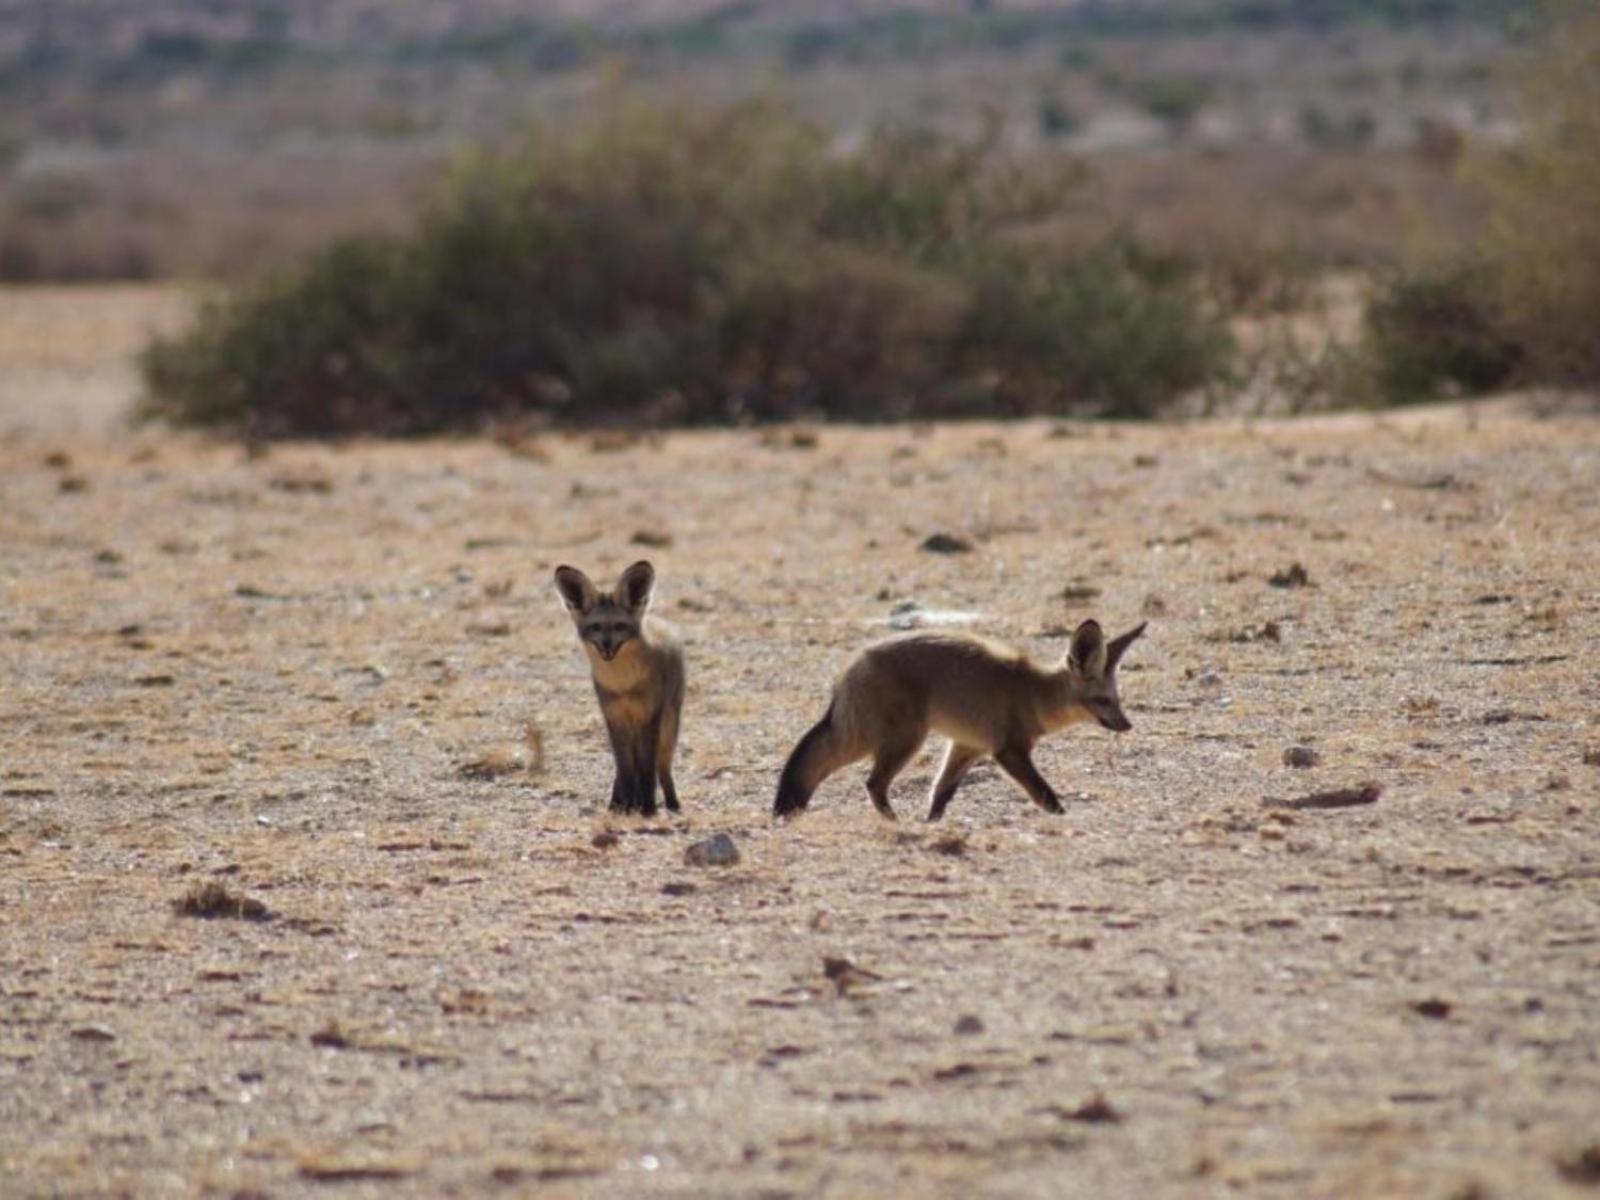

[657,694,682,814]
[926,743,982,821]
[864,727,925,821]
[994,743,1064,814]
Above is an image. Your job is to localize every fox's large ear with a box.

[1068,619,1107,676]
[554,565,599,613]
[1105,621,1148,673]
[617,560,655,614]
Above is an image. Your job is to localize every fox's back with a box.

[836,631,1055,748]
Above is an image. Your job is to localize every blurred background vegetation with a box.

[0,0,1593,431]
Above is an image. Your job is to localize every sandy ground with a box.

[1,286,1599,1199]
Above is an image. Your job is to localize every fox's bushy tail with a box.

[774,708,839,817]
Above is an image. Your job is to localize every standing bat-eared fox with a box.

[774,618,1146,821]
[554,560,685,816]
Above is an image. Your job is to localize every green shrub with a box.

[1363,265,1522,405]
[141,97,1231,436]
[1475,3,1600,387]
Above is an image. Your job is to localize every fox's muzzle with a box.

[1103,713,1133,733]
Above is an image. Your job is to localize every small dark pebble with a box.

[70,1025,116,1042]
[1264,783,1381,810]
[1067,1094,1125,1124]
[1283,746,1321,769]
[591,830,620,849]
[929,834,967,857]
[954,1015,985,1036]
[1411,998,1452,1020]
[920,532,973,555]
[135,674,175,688]
[310,1023,349,1049]
[1269,562,1310,588]
[661,881,697,897]
[630,529,673,548]
[1556,1144,1600,1185]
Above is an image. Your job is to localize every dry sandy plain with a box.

[1,285,1598,1199]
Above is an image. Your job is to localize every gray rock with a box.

[684,833,740,868]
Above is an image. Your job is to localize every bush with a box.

[1363,265,1522,405]
[141,97,1231,436]
[1475,3,1600,387]
[1356,4,1600,404]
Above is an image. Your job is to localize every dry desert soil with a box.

[2,285,1599,1198]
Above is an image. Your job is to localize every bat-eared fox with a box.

[774,619,1146,821]
[554,560,685,816]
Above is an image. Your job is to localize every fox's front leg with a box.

[994,744,1065,814]
[604,715,660,816]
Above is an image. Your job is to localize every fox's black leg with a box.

[927,744,982,821]
[865,729,924,821]
[994,744,1064,814]
[604,717,658,816]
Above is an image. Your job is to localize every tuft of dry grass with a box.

[171,880,272,921]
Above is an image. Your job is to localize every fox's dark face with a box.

[554,561,655,661]
[1066,619,1147,733]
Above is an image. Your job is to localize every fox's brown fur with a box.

[775,619,1145,821]
[554,560,685,816]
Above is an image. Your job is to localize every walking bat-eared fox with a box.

[774,619,1146,821]
[554,560,685,816]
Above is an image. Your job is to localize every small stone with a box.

[920,533,973,555]
[1283,746,1321,769]
[591,830,620,849]
[1557,1144,1600,1186]
[1066,1093,1124,1123]
[630,529,673,548]
[953,1014,984,1036]
[684,833,740,868]
[1269,562,1310,588]
[70,1025,116,1042]
[1410,998,1452,1020]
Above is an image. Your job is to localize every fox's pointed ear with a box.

[554,565,599,613]
[617,560,655,614]
[1105,621,1148,673]
[1068,619,1107,675]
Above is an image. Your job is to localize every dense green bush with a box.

[1475,3,1600,388]
[1357,4,1600,405]
[141,98,1232,436]
[1363,265,1522,405]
